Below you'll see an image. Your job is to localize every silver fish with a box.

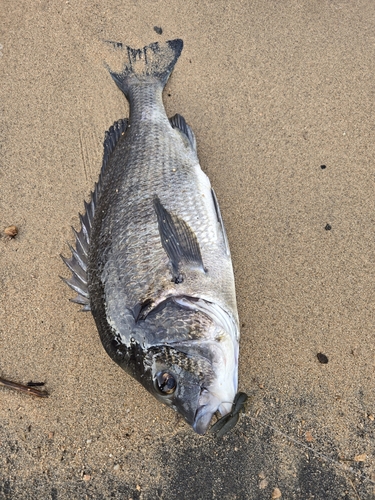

[62,39,240,434]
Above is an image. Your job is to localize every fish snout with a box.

[192,397,233,435]
[193,404,216,435]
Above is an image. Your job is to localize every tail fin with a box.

[105,39,183,96]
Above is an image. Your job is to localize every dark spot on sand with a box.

[325,224,331,231]
[320,164,327,170]
[317,352,329,364]
[154,26,163,35]
[27,381,45,387]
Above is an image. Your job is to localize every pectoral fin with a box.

[153,196,205,277]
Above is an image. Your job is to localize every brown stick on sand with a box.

[0,376,49,398]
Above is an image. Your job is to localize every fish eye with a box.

[155,371,177,395]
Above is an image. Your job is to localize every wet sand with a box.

[1,1,375,498]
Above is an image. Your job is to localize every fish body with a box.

[62,39,240,434]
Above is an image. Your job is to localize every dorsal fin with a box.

[169,113,196,151]
[61,118,128,310]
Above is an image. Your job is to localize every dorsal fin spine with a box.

[61,118,128,311]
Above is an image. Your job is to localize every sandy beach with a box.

[1,1,375,498]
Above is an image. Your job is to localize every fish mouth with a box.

[192,394,233,435]
[190,334,238,434]
[193,405,214,435]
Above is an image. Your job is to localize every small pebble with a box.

[82,474,91,482]
[113,464,120,471]
[324,224,332,231]
[354,453,366,462]
[4,225,18,238]
[305,431,314,442]
[317,352,329,364]
[154,26,162,35]
[259,479,268,489]
[272,487,282,499]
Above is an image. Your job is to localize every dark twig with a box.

[0,376,49,398]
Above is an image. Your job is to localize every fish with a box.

[62,39,240,434]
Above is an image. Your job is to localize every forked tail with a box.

[105,39,183,97]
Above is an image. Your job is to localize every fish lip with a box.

[192,404,217,435]
[192,399,234,434]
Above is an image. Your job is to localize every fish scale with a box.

[62,39,241,434]
[100,106,215,308]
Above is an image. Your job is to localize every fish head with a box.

[143,318,238,434]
